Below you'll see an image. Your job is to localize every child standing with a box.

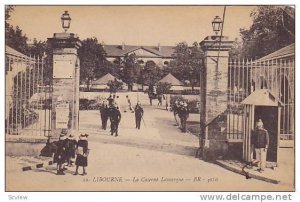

[74,134,89,175]
[54,132,68,175]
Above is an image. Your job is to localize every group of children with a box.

[53,131,89,176]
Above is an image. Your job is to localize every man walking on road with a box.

[252,119,269,172]
[135,102,144,130]
[178,102,189,133]
[173,100,180,126]
[100,100,109,130]
[109,104,121,137]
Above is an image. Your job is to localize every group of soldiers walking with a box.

[99,94,144,136]
[100,94,189,135]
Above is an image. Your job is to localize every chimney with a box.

[122,42,125,50]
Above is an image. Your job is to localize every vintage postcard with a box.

[5,5,295,191]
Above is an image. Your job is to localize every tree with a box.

[229,38,243,59]
[5,5,14,26]
[94,60,120,79]
[140,60,163,86]
[169,42,203,91]
[5,6,30,54]
[6,25,29,54]
[78,37,107,90]
[107,79,123,93]
[156,82,172,94]
[28,38,47,58]
[238,6,294,59]
[119,54,141,91]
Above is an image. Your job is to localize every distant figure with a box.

[100,100,109,130]
[107,94,114,107]
[135,102,144,130]
[173,100,180,126]
[114,95,120,106]
[153,86,157,95]
[252,119,269,172]
[74,134,89,176]
[125,95,133,112]
[178,102,189,133]
[66,134,77,167]
[109,104,121,137]
[53,132,68,175]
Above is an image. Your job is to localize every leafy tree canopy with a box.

[156,82,172,94]
[119,54,141,88]
[169,42,203,89]
[78,37,107,86]
[235,6,295,59]
[107,79,123,93]
[140,60,163,86]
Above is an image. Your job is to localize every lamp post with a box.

[61,11,71,32]
[198,9,233,161]
[47,10,81,138]
[211,15,223,36]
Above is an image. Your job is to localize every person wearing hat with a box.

[252,119,269,172]
[100,100,109,130]
[173,100,180,126]
[109,104,121,137]
[107,94,114,107]
[66,134,77,167]
[178,101,189,133]
[125,95,133,112]
[54,131,68,175]
[134,102,144,130]
[74,134,89,175]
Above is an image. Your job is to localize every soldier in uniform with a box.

[100,100,109,130]
[135,102,144,130]
[107,94,114,107]
[53,131,68,175]
[109,104,121,137]
[178,102,189,133]
[252,119,269,172]
[173,100,180,126]
[125,95,133,112]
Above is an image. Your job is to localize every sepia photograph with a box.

[4,5,295,192]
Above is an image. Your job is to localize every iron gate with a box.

[227,56,295,141]
[5,47,53,137]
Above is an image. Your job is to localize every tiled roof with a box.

[104,45,176,58]
[158,73,184,86]
[257,43,295,61]
[92,73,122,85]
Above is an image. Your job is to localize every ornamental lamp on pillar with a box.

[61,11,71,32]
[199,15,233,161]
[47,11,81,138]
[212,16,223,36]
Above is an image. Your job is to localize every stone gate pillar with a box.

[47,33,81,137]
[199,36,233,160]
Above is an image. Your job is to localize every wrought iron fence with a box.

[227,56,295,140]
[5,49,53,137]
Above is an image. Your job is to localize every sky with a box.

[8,6,256,46]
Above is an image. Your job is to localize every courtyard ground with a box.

[6,92,294,191]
